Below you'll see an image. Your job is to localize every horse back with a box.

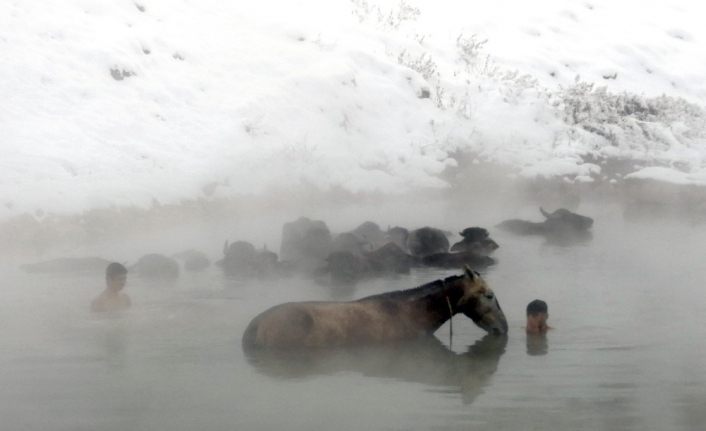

[243,303,315,348]
[242,300,423,348]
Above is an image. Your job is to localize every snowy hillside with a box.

[2,0,706,222]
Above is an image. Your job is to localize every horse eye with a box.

[484,293,494,300]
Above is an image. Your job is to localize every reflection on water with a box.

[526,333,548,356]
[101,321,128,369]
[245,334,507,404]
[544,230,593,247]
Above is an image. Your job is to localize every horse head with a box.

[456,265,508,335]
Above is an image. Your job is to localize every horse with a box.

[242,266,508,349]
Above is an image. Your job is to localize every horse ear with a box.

[540,207,551,219]
[464,264,476,280]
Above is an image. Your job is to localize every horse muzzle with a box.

[479,312,509,335]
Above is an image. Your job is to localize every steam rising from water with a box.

[3,0,706,428]
[2,195,706,430]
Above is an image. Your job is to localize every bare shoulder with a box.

[91,291,131,312]
[120,293,132,306]
[91,292,108,312]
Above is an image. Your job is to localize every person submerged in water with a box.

[525,299,552,334]
[91,262,131,312]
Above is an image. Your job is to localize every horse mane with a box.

[358,274,464,302]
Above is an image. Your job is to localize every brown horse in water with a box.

[242,266,508,349]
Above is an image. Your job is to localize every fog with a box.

[2,179,706,431]
[3,0,706,429]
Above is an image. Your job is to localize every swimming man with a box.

[525,299,552,334]
[91,262,131,312]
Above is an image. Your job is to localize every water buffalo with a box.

[279,217,333,273]
[497,207,593,244]
[406,227,450,258]
[131,254,180,281]
[331,232,367,256]
[219,241,281,278]
[364,242,414,275]
[450,227,499,256]
[350,221,388,252]
[172,249,210,271]
[332,222,396,256]
[386,226,409,252]
[325,251,372,285]
[323,242,413,286]
[421,251,496,269]
[255,247,280,277]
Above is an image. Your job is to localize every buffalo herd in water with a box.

[20,207,594,285]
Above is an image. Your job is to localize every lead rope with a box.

[442,280,454,348]
[445,295,454,347]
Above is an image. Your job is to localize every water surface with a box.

[2,212,705,431]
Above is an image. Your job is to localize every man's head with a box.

[526,299,549,334]
[106,262,128,291]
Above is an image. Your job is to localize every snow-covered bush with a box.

[556,78,706,178]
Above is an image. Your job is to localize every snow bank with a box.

[2,0,706,221]
[626,167,706,186]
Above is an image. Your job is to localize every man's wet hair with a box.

[526,299,548,316]
[106,262,128,279]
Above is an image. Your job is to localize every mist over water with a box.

[4,0,706,428]
[2,187,706,431]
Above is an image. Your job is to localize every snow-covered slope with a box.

[1,0,705,221]
[414,0,706,103]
